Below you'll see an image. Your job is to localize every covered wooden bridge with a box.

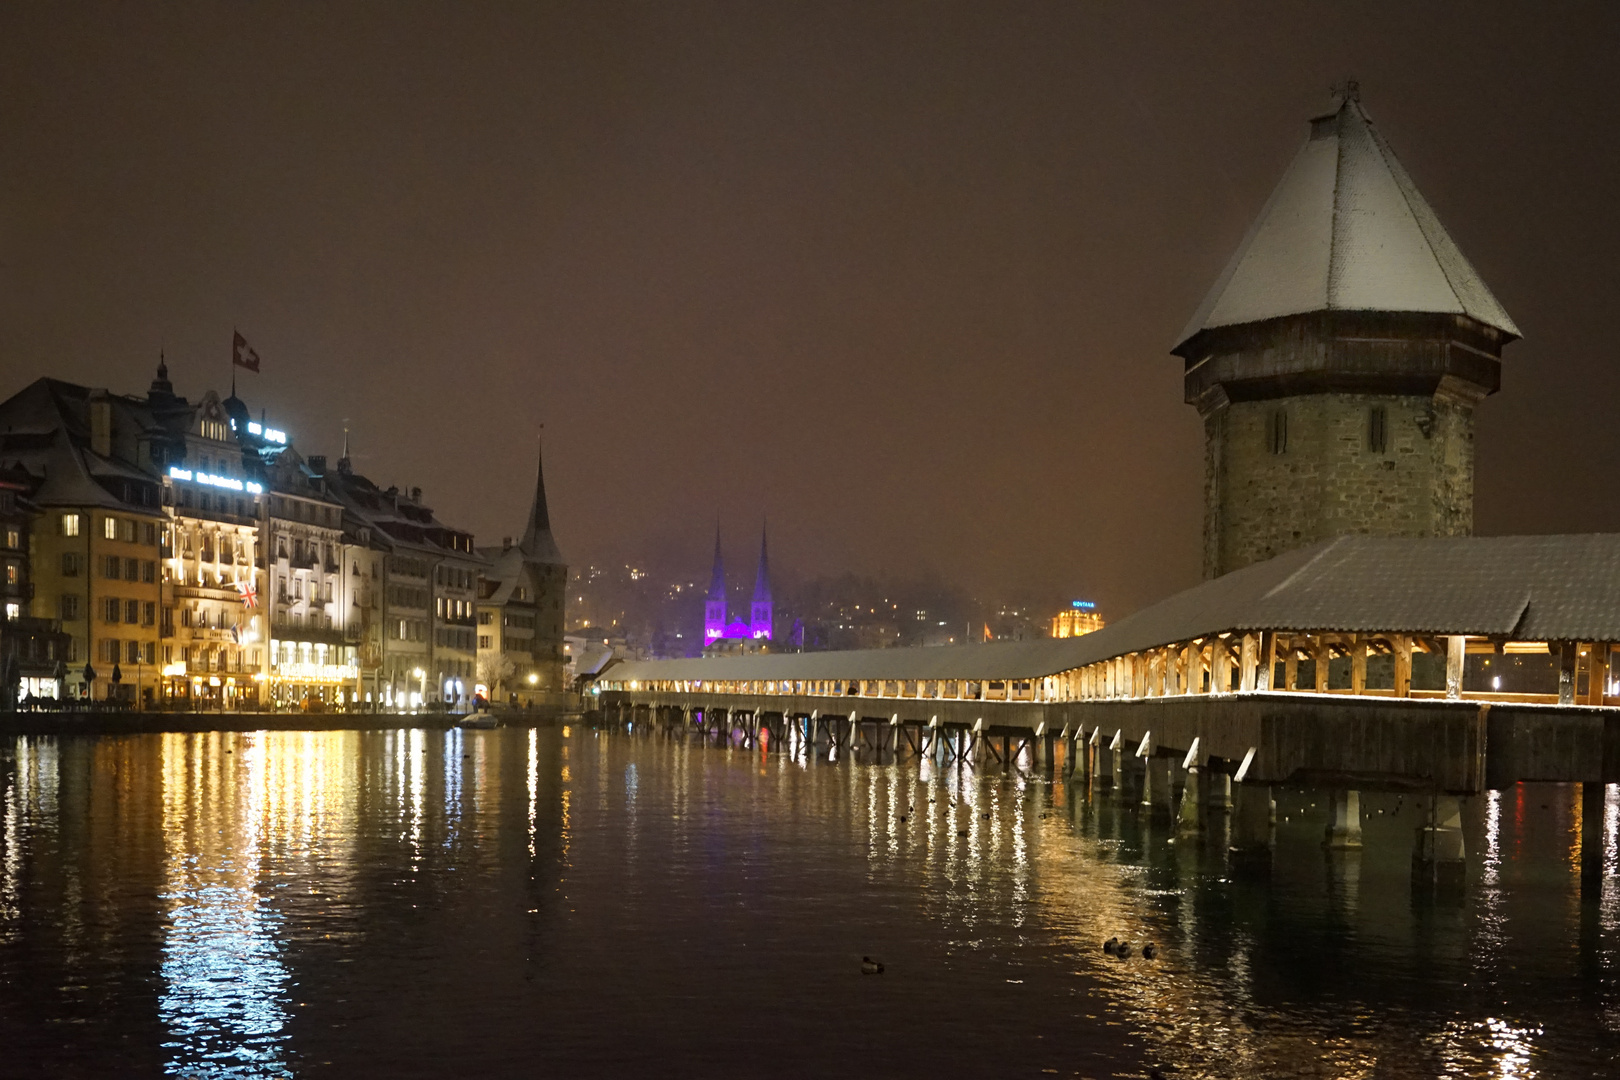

[596,535,1620,798]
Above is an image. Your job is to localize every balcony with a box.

[268,623,356,648]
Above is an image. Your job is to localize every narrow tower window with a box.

[1267,409,1288,455]
[1368,406,1388,454]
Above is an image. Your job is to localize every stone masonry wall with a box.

[1204,392,1476,578]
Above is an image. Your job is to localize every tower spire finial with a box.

[519,429,563,563]
[750,518,772,640]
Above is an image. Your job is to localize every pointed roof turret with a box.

[753,522,771,603]
[149,353,174,397]
[520,437,564,565]
[707,524,726,601]
[1176,86,1518,351]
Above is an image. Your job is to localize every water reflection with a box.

[0,729,1616,1078]
[156,732,362,1078]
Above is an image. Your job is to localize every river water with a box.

[0,725,1615,1078]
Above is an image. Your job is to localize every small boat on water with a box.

[458,711,499,730]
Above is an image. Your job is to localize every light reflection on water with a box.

[0,729,1616,1078]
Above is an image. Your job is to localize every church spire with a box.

[750,520,772,640]
[707,522,726,601]
[520,436,563,564]
[753,521,771,602]
[704,521,727,644]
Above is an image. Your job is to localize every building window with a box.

[182,608,192,628]
[61,593,79,620]
[62,552,80,577]
[143,601,155,627]
[103,516,118,540]
[125,599,139,624]
[142,560,156,583]
[62,513,80,537]
[4,528,18,548]
[1267,408,1288,455]
[4,562,16,585]
[126,640,140,663]
[103,555,119,579]
[121,519,136,543]
[125,557,140,580]
[143,522,157,545]
[1368,406,1388,454]
[104,597,120,624]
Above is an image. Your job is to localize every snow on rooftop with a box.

[1176,93,1519,349]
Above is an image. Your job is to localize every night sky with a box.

[4,3,1617,618]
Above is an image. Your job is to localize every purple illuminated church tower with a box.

[704,526,728,644]
[701,522,773,645]
[750,524,772,640]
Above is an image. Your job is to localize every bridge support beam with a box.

[1178,765,1203,832]
[1143,756,1174,819]
[1582,781,1607,896]
[1324,790,1363,849]
[1413,794,1467,891]
[1231,783,1273,861]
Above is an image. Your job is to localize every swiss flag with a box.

[232,330,261,373]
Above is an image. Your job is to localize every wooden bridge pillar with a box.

[1413,794,1467,892]
[1143,757,1174,818]
[1582,781,1607,894]
[1323,790,1363,849]
[1231,783,1274,859]
[1178,764,1203,832]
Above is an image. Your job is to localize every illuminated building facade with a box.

[0,468,71,704]
[258,451,357,710]
[0,378,169,703]
[152,381,267,708]
[1051,601,1105,639]
[0,363,568,713]
[475,444,569,704]
[325,460,485,710]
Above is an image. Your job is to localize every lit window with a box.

[62,513,80,537]
[104,516,118,540]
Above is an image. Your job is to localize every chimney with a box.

[307,455,326,476]
[410,486,422,503]
[89,391,112,458]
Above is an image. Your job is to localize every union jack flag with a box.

[235,579,258,608]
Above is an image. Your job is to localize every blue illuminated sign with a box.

[169,465,263,494]
[1071,600,1096,609]
[246,421,287,444]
